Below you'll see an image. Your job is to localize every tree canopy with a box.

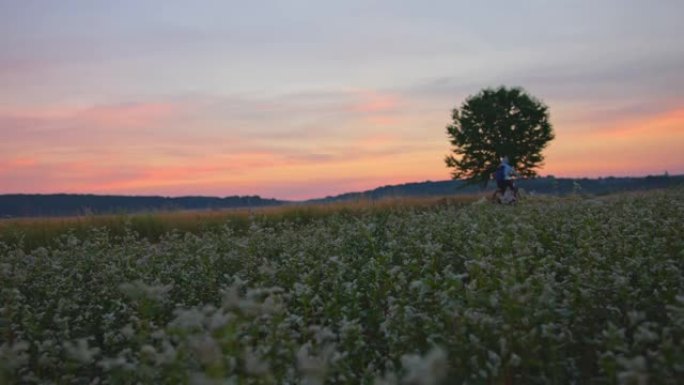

[445,86,554,185]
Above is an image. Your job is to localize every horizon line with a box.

[1,172,679,201]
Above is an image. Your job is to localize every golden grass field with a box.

[0,194,481,251]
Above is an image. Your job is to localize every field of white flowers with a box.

[1,190,683,385]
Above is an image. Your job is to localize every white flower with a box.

[617,356,648,385]
[207,310,233,331]
[0,263,12,277]
[120,324,135,339]
[508,353,521,367]
[375,371,399,385]
[63,338,100,364]
[155,341,177,365]
[400,347,448,385]
[140,344,156,359]
[97,356,127,371]
[119,280,173,303]
[169,308,205,330]
[297,342,335,385]
[188,334,221,366]
[0,340,30,369]
[634,324,659,345]
[189,372,236,385]
[244,347,270,376]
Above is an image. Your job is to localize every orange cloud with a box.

[0,157,39,174]
[562,106,684,140]
[46,140,444,199]
[8,157,38,167]
[53,151,299,193]
[545,105,684,177]
[356,134,399,148]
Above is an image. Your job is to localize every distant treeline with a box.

[1,174,680,218]
[0,194,284,218]
[310,174,683,203]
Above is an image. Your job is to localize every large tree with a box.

[445,86,554,185]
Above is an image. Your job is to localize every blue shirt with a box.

[502,163,515,180]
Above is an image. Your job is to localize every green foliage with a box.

[1,190,683,384]
[445,86,554,185]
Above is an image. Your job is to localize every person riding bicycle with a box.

[494,156,518,198]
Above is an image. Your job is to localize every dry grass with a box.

[0,194,481,251]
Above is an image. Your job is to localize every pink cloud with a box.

[346,89,405,127]
[0,101,180,128]
[0,157,40,175]
[0,101,191,158]
[4,157,38,167]
[571,106,684,140]
[78,102,178,128]
[545,105,684,177]
[350,90,401,113]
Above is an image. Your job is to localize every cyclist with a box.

[494,156,518,201]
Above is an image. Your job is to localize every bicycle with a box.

[491,180,521,205]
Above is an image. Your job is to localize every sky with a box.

[1,0,683,200]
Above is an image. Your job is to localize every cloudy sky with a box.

[1,0,683,200]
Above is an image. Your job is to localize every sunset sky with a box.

[1,0,683,200]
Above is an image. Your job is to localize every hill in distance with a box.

[0,174,680,218]
[309,174,682,203]
[0,194,283,218]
